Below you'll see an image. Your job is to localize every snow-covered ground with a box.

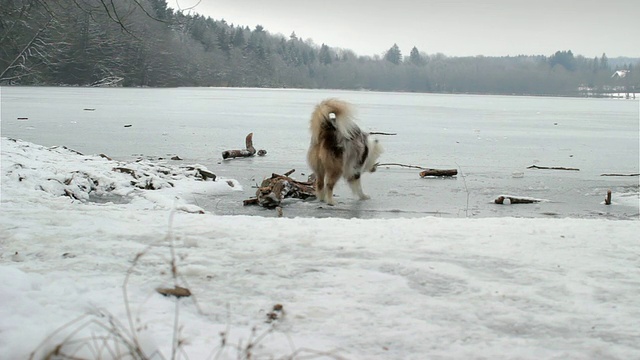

[1,137,639,359]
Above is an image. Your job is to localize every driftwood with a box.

[527,165,579,171]
[377,162,429,170]
[420,169,458,177]
[156,286,191,298]
[187,167,216,181]
[243,170,315,208]
[377,162,458,177]
[605,190,612,205]
[222,133,267,159]
[243,198,259,206]
[369,131,397,136]
[222,133,256,159]
[600,173,640,177]
[494,196,541,205]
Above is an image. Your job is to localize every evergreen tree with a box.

[600,53,609,69]
[148,0,172,20]
[409,46,425,65]
[232,27,246,48]
[216,28,231,52]
[319,44,333,65]
[384,43,402,64]
[247,25,267,58]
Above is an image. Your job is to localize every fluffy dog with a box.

[307,98,382,205]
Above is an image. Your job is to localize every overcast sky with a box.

[172,0,640,58]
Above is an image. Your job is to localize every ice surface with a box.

[2,87,637,219]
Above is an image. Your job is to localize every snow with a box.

[1,137,640,359]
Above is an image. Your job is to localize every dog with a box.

[307,98,382,205]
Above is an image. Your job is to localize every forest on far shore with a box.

[1,0,638,97]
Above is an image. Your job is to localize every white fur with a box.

[332,112,360,143]
[364,137,383,174]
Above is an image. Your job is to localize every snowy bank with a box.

[1,137,241,212]
[1,137,639,359]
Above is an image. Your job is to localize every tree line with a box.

[1,0,638,96]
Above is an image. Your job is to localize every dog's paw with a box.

[359,194,371,200]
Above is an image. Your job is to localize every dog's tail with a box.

[310,98,359,142]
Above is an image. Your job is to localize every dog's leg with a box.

[325,170,341,206]
[315,172,326,202]
[348,175,370,200]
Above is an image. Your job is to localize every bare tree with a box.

[0,0,67,83]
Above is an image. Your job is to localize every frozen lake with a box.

[2,86,638,219]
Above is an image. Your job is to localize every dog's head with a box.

[364,136,383,173]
